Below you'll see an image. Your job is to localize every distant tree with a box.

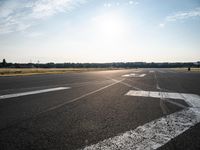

[2,59,6,67]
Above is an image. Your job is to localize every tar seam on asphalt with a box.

[154,72,169,115]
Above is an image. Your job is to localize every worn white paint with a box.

[139,74,146,77]
[122,73,146,78]
[125,90,200,108]
[83,90,200,150]
[0,87,71,100]
[122,73,135,77]
[83,108,200,150]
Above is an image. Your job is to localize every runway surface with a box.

[0,69,200,150]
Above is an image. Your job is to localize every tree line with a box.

[0,59,199,68]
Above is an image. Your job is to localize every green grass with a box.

[0,68,119,76]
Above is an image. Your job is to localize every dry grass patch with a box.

[0,68,118,76]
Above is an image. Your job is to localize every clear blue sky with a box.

[0,0,200,63]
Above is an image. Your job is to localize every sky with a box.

[0,0,200,63]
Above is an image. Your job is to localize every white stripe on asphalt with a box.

[125,90,200,107]
[39,79,124,114]
[1,79,124,117]
[0,87,71,100]
[83,90,200,149]
[122,73,146,78]
[139,74,146,77]
[83,108,200,150]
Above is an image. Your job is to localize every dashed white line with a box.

[0,87,71,100]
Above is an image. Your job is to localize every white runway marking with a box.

[125,90,200,107]
[39,79,124,114]
[122,73,146,78]
[83,90,200,150]
[139,74,146,77]
[83,108,200,150]
[0,87,71,100]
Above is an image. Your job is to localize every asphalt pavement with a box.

[0,69,200,150]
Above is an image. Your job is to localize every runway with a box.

[0,69,200,150]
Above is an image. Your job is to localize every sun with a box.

[92,11,126,39]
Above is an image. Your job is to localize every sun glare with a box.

[92,12,126,39]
